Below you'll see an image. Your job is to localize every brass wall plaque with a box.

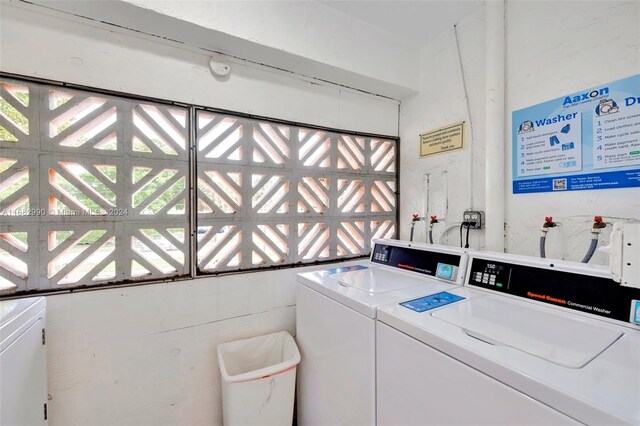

[420,122,464,157]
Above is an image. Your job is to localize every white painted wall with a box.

[121,0,420,93]
[505,0,640,264]
[0,4,399,136]
[399,11,487,248]
[19,0,419,98]
[0,4,397,425]
[45,262,361,425]
[400,1,640,264]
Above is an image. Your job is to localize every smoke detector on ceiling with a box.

[209,58,231,77]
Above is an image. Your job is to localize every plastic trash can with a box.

[217,331,301,426]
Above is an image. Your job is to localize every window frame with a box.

[0,73,399,296]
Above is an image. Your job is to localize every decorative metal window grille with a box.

[0,76,397,294]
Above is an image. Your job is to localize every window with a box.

[0,76,397,294]
[195,110,397,272]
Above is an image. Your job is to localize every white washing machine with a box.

[1,296,48,426]
[296,239,468,425]
[377,251,640,425]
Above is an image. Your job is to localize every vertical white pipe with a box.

[443,170,449,220]
[423,173,431,242]
[485,0,506,252]
[423,173,430,220]
[453,25,474,211]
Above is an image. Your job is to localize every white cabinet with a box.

[296,284,375,425]
[1,298,48,426]
[376,322,579,426]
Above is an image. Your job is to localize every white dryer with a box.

[1,296,48,426]
[377,251,640,425]
[296,239,468,425]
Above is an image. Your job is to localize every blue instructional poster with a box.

[512,74,640,194]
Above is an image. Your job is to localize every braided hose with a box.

[581,237,598,263]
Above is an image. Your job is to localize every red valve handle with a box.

[412,213,420,219]
[545,216,554,223]
[430,215,437,221]
[594,216,603,223]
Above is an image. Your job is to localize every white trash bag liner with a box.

[217,331,301,426]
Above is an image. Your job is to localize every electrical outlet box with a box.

[463,210,484,229]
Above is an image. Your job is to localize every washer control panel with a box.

[631,300,640,326]
[469,256,640,325]
[372,244,391,263]
[470,262,509,289]
[371,243,462,282]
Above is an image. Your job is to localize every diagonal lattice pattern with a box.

[337,220,366,257]
[46,159,118,216]
[371,180,397,213]
[371,219,396,241]
[130,162,188,217]
[336,178,367,214]
[197,112,246,163]
[297,220,330,261]
[132,104,188,159]
[46,226,116,286]
[43,224,188,287]
[197,167,242,215]
[1,78,190,293]
[128,225,188,279]
[44,89,121,154]
[195,108,397,271]
[0,80,38,150]
[252,122,291,166]
[0,228,32,293]
[251,172,290,215]
[251,223,290,266]
[297,176,330,215]
[0,153,37,219]
[1,77,397,293]
[337,135,365,172]
[298,129,332,169]
[197,223,243,272]
[370,138,396,173]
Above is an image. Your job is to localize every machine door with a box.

[332,268,441,294]
[432,296,623,368]
[1,319,48,426]
[296,284,376,425]
[376,322,580,425]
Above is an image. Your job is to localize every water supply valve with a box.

[409,213,424,242]
[592,216,607,231]
[542,216,557,231]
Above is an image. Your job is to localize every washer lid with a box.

[331,267,432,294]
[0,298,43,327]
[0,297,46,351]
[431,295,624,368]
[0,301,20,325]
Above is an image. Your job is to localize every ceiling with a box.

[319,1,484,46]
